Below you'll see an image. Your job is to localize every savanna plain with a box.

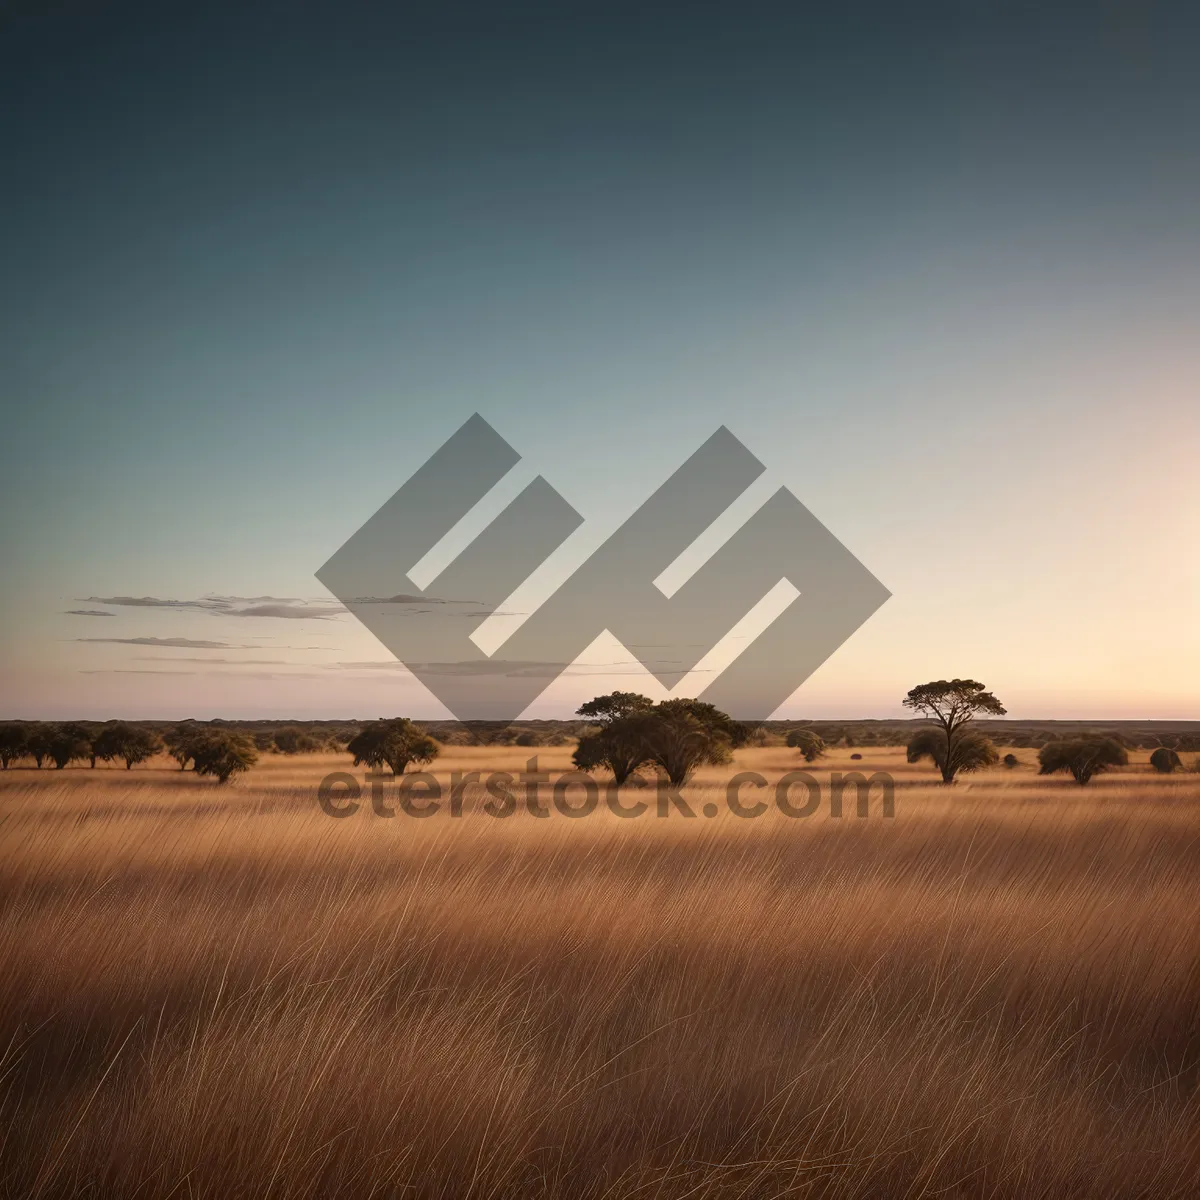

[1,746,1198,1199]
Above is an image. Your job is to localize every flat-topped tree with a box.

[902,679,1006,783]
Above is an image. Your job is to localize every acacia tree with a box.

[163,725,203,770]
[191,731,258,783]
[786,728,826,763]
[902,679,1006,783]
[573,693,655,784]
[1038,737,1127,785]
[46,724,93,769]
[576,691,655,726]
[638,699,742,787]
[573,725,649,785]
[0,724,27,769]
[347,718,439,776]
[25,725,55,768]
[94,723,162,769]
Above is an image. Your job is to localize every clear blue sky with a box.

[2,2,1197,719]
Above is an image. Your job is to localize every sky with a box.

[1,1,1197,721]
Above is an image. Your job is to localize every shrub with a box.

[1002,753,1020,769]
[1149,747,1182,774]
[1037,737,1128,785]
[907,729,998,777]
[785,729,825,763]
[273,726,322,755]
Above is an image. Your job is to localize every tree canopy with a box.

[0,724,27,769]
[94,722,162,769]
[191,731,258,783]
[571,695,742,786]
[347,719,439,776]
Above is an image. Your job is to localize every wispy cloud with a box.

[65,609,115,617]
[235,603,344,619]
[131,656,300,664]
[79,595,346,619]
[79,669,200,676]
[79,668,330,679]
[76,637,248,649]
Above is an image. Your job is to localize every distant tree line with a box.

[0,721,257,783]
[2,697,1195,789]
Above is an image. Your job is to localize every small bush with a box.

[785,729,825,763]
[1038,737,1127,785]
[1002,753,1019,768]
[1149,747,1182,774]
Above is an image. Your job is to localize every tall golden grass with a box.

[1,746,1198,1198]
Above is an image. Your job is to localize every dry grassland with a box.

[1,747,1198,1198]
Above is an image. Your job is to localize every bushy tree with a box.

[347,718,439,775]
[163,724,208,770]
[0,724,27,769]
[1149,747,1182,774]
[786,728,826,762]
[902,679,1006,783]
[907,728,998,777]
[93,723,162,769]
[1037,737,1128,785]
[571,695,742,786]
[46,724,93,769]
[191,731,258,783]
[272,726,322,754]
[637,699,741,786]
[573,724,650,785]
[25,725,55,768]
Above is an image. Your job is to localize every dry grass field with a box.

[1,746,1198,1198]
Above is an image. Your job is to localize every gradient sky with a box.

[2,1,1197,720]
